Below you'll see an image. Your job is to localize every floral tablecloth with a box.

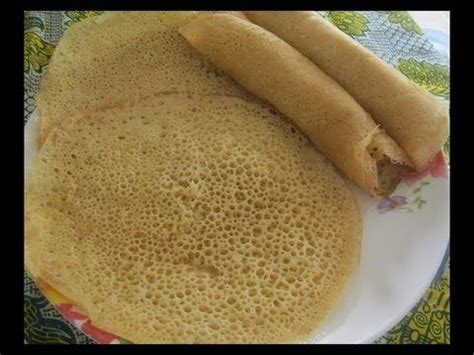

[24,11,450,344]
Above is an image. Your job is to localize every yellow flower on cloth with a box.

[24,32,55,74]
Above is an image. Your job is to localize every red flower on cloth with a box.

[57,303,119,344]
[82,320,119,344]
[402,151,448,186]
[57,304,88,321]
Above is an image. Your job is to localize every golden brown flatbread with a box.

[179,14,412,197]
[26,94,361,343]
[245,11,449,171]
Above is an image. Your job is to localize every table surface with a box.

[24,11,450,344]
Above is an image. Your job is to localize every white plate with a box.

[24,110,449,344]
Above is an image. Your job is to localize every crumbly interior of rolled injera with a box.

[367,132,412,196]
[36,11,254,145]
[26,94,361,343]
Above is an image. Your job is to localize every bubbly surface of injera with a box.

[26,94,361,343]
[36,11,251,145]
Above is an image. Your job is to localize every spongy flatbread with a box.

[245,11,449,171]
[36,11,252,145]
[179,14,412,198]
[26,94,361,343]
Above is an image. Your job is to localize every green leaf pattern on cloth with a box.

[327,11,369,37]
[23,11,450,344]
[24,32,55,74]
[397,58,450,98]
[25,16,45,32]
[64,11,103,26]
[443,137,450,163]
[383,11,424,35]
